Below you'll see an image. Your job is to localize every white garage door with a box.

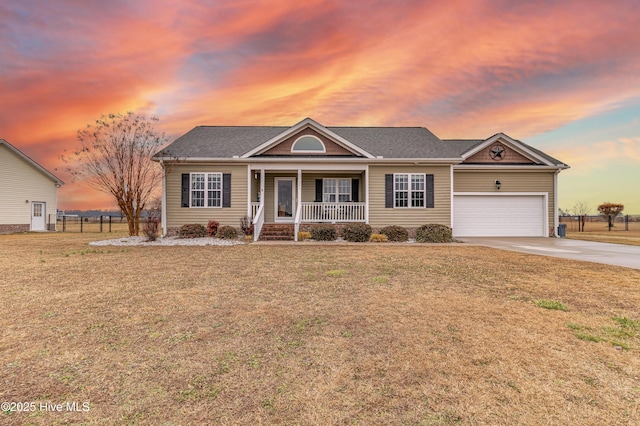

[453,194,546,237]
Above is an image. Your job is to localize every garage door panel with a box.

[453,195,545,237]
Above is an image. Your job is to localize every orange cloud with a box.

[2,0,640,210]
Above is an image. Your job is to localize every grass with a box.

[1,231,639,424]
[535,299,569,311]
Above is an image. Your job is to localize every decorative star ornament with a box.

[490,144,505,160]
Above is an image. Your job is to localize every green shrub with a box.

[310,224,337,241]
[216,226,238,239]
[178,224,207,238]
[416,224,453,243]
[206,220,219,237]
[369,233,388,242]
[380,225,409,242]
[342,223,372,242]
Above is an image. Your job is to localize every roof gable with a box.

[460,133,559,166]
[241,118,375,158]
[0,139,64,185]
[258,127,358,157]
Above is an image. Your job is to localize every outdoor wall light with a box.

[25,199,29,203]
[495,180,501,190]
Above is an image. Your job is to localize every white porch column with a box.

[247,165,252,217]
[161,160,167,236]
[260,169,265,202]
[553,169,560,237]
[297,169,302,210]
[450,165,454,229]
[365,165,370,224]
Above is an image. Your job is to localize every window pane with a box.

[323,179,336,202]
[411,174,425,207]
[208,174,221,190]
[395,191,408,207]
[411,174,424,191]
[395,174,408,191]
[338,179,351,202]
[412,192,424,207]
[191,174,205,207]
[292,136,325,152]
[191,173,204,190]
[208,173,221,207]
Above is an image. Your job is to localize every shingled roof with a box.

[154,120,565,166]
[157,125,481,160]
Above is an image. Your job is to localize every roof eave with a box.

[154,156,463,164]
[454,164,567,171]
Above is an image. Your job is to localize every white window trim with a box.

[190,172,223,208]
[393,173,426,208]
[291,135,326,153]
[323,178,352,203]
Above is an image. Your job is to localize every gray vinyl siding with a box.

[368,165,451,228]
[165,164,248,228]
[453,170,555,231]
[0,144,58,227]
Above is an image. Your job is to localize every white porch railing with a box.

[251,202,260,219]
[252,202,265,242]
[300,202,366,223]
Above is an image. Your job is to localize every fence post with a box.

[626,214,629,231]
[80,217,83,233]
[109,215,112,232]
[100,215,103,233]
[63,216,66,232]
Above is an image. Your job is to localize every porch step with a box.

[259,224,295,241]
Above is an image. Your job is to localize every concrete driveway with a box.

[459,237,640,270]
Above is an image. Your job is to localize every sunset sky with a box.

[1,0,639,213]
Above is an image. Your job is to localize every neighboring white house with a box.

[0,139,64,233]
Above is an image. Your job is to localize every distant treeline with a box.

[58,209,122,217]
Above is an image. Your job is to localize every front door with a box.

[31,202,46,231]
[274,178,296,222]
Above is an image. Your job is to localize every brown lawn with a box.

[564,218,640,246]
[1,232,639,425]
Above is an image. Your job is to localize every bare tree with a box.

[571,201,591,216]
[62,112,167,236]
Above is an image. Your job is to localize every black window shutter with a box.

[426,174,434,208]
[385,174,393,208]
[181,174,189,207]
[222,173,231,207]
[315,179,323,202]
[351,179,359,202]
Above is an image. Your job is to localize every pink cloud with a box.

[2,0,640,209]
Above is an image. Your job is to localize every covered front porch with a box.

[248,166,368,241]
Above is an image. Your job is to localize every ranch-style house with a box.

[153,118,568,241]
